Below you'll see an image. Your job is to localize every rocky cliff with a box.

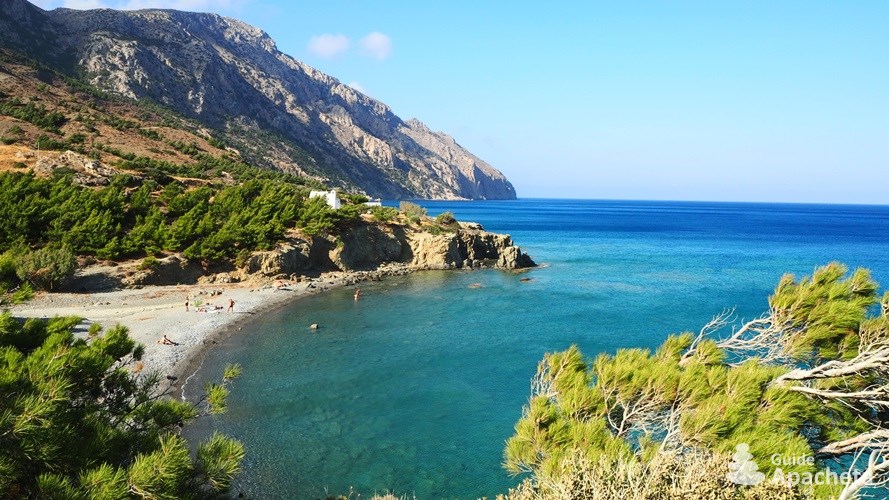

[246,221,535,279]
[119,221,534,287]
[0,0,517,200]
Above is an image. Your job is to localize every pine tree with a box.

[505,263,889,499]
[0,313,244,498]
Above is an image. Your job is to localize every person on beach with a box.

[156,335,178,346]
[354,288,362,301]
[185,297,189,312]
[228,298,235,313]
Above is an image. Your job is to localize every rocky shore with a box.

[10,221,535,392]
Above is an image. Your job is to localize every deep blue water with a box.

[185,199,889,499]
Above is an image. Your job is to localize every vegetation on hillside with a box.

[0,52,410,269]
[505,263,889,499]
[0,50,333,189]
[0,166,379,264]
[0,314,244,498]
[0,252,33,306]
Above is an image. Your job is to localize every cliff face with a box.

[0,0,517,200]
[245,222,535,279]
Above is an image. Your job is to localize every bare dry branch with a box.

[776,347,889,384]
[819,429,889,455]
[839,450,889,500]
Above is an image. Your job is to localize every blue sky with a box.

[31,0,889,203]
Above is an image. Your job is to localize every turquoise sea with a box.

[184,199,889,499]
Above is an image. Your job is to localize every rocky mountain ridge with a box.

[0,0,517,200]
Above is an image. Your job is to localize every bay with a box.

[185,199,889,498]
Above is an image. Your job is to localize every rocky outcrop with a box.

[69,221,533,290]
[332,224,406,270]
[122,255,205,286]
[407,229,535,270]
[238,222,535,277]
[34,151,122,186]
[243,239,320,277]
[0,0,518,200]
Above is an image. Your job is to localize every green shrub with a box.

[138,128,162,140]
[138,255,160,270]
[14,245,76,291]
[399,201,426,224]
[342,193,369,205]
[336,203,368,222]
[0,251,15,279]
[66,132,86,144]
[207,136,226,149]
[435,211,457,225]
[0,98,66,132]
[36,134,68,151]
[234,248,252,268]
[370,206,399,222]
[298,196,337,236]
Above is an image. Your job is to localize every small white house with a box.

[309,190,342,209]
[363,200,382,207]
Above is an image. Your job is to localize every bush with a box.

[207,136,226,149]
[370,206,399,222]
[0,98,66,132]
[336,203,369,223]
[66,132,86,144]
[14,245,76,291]
[138,128,162,140]
[399,201,426,224]
[435,211,457,225]
[342,193,370,205]
[36,134,68,151]
[0,251,33,305]
[138,255,160,270]
[298,196,337,236]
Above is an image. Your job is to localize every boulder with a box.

[123,255,204,286]
[332,224,403,270]
[244,240,315,276]
[34,150,125,186]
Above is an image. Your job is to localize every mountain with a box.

[0,0,516,200]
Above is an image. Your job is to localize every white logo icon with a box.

[726,443,765,486]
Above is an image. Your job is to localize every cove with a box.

[184,199,889,498]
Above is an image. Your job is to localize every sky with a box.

[30,0,889,204]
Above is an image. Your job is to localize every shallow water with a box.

[185,199,889,498]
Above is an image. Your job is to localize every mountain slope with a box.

[0,0,516,200]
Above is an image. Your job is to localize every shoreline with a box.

[8,264,414,398]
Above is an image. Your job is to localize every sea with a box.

[183,199,889,499]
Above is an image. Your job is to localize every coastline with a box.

[8,264,414,397]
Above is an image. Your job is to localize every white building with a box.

[363,200,382,207]
[309,190,342,209]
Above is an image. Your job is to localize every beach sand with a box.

[9,271,369,385]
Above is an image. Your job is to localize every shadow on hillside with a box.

[64,270,123,293]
